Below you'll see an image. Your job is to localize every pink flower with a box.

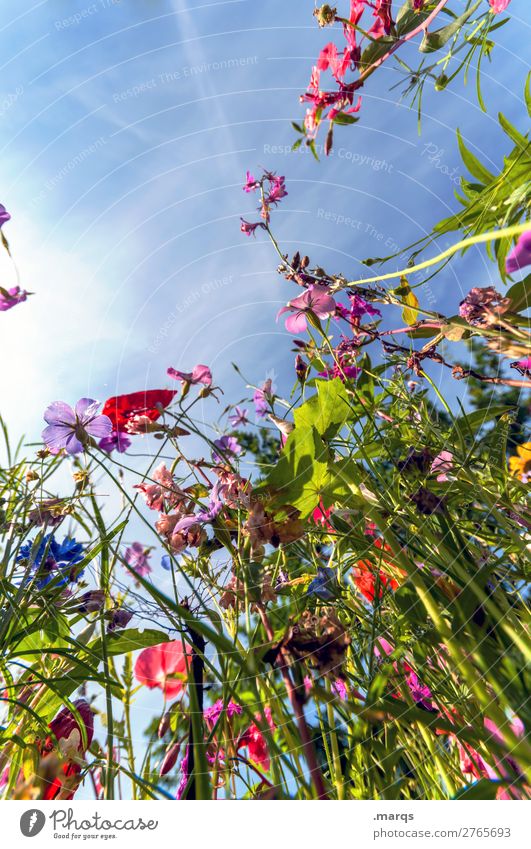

[204,699,242,727]
[317,43,351,82]
[506,230,531,274]
[124,542,152,581]
[265,174,287,206]
[167,364,212,386]
[511,357,531,378]
[0,285,27,312]
[278,285,337,334]
[229,406,249,427]
[240,218,265,236]
[489,0,511,13]
[431,450,454,482]
[134,641,191,700]
[0,204,11,228]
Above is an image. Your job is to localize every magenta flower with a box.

[319,361,360,382]
[98,430,131,454]
[124,542,152,580]
[229,406,249,427]
[511,357,531,378]
[349,294,381,319]
[42,399,112,455]
[0,286,27,312]
[240,218,265,237]
[332,679,348,700]
[0,204,11,228]
[204,699,242,727]
[167,364,212,386]
[506,230,531,274]
[265,175,287,206]
[213,435,242,463]
[278,284,337,334]
[243,171,259,192]
[253,379,273,418]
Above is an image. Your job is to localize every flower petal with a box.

[44,401,76,426]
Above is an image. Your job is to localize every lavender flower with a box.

[42,398,112,455]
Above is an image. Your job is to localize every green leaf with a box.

[450,406,515,442]
[293,378,352,437]
[506,274,531,311]
[454,779,503,800]
[419,1,481,53]
[332,112,359,126]
[456,128,494,184]
[397,277,420,325]
[88,628,170,658]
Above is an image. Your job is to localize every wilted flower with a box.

[458,287,511,326]
[42,399,112,455]
[135,462,185,511]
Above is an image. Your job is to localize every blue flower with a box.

[17,534,85,587]
[307,566,338,601]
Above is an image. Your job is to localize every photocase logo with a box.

[20,810,46,838]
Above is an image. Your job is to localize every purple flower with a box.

[240,218,265,237]
[277,285,337,334]
[42,398,112,455]
[265,175,287,206]
[161,554,172,571]
[172,484,223,534]
[406,671,435,711]
[0,286,27,312]
[253,379,273,418]
[98,430,131,453]
[167,364,212,386]
[506,231,531,274]
[229,406,249,427]
[318,362,361,382]
[212,435,242,464]
[0,204,11,228]
[332,679,348,700]
[107,607,133,631]
[204,699,242,727]
[124,542,152,580]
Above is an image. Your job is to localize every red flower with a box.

[102,389,176,431]
[352,539,403,603]
[134,641,191,700]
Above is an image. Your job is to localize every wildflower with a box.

[107,607,133,631]
[489,0,511,14]
[311,499,334,529]
[243,170,259,192]
[410,486,446,514]
[176,744,190,799]
[135,462,185,511]
[348,294,381,319]
[307,565,339,601]
[314,5,337,27]
[213,435,242,463]
[352,539,403,603]
[458,286,511,326]
[156,512,203,553]
[239,707,275,771]
[229,406,249,427]
[277,284,337,334]
[17,534,84,587]
[431,450,454,482]
[40,700,94,800]
[170,489,223,535]
[204,699,242,727]
[124,542,152,581]
[240,218,265,236]
[253,378,273,418]
[42,399,112,455]
[134,641,191,700]
[0,285,27,312]
[284,610,351,674]
[167,364,212,387]
[75,590,105,613]
[98,430,131,453]
[332,679,347,700]
[265,174,287,206]
[509,442,531,482]
[318,358,360,381]
[0,204,11,227]
[511,356,531,377]
[295,354,308,383]
[102,389,176,431]
[317,42,351,82]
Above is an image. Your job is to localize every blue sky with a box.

[0,0,529,444]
